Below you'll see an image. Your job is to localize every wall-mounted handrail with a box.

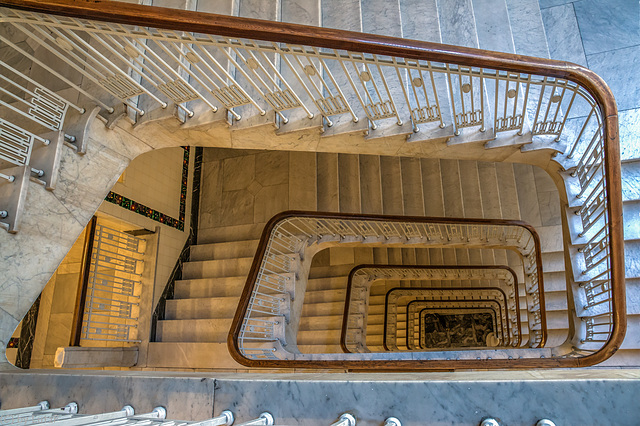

[0,0,624,369]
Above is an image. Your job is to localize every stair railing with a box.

[228,210,550,368]
[0,0,624,368]
[340,265,524,353]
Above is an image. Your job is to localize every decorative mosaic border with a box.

[105,147,190,231]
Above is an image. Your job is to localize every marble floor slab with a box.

[573,0,640,55]
[587,44,640,113]
[541,3,588,67]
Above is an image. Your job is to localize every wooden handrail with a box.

[2,0,623,369]
[382,286,512,351]
[340,264,523,352]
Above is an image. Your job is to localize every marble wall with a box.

[2,370,640,425]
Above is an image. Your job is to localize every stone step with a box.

[542,251,565,273]
[156,318,232,342]
[359,154,384,214]
[459,160,484,218]
[380,156,404,215]
[440,159,464,217]
[298,315,343,331]
[496,162,521,220]
[623,200,640,241]
[477,161,502,219]
[197,223,265,245]
[625,240,640,279]
[146,342,242,369]
[174,276,246,299]
[317,152,340,212]
[338,153,361,214]
[621,161,640,202]
[301,301,344,317]
[400,157,426,216]
[189,239,259,261]
[619,315,640,350]
[165,297,238,320]
[182,257,254,280]
[303,288,347,304]
[298,344,344,354]
[544,291,569,312]
[297,328,341,345]
[421,158,446,216]
[506,0,550,59]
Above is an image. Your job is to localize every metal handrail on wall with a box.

[0,0,624,369]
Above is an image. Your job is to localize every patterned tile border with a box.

[105,147,190,231]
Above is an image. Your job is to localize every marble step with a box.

[317,152,340,212]
[600,349,640,367]
[303,288,347,304]
[165,297,239,320]
[622,161,640,202]
[301,301,344,317]
[543,291,569,312]
[380,156,404,215]
[277,0,323,133]
[421,158,446,216]
[197,223,265,244]
[297,328,342,345]
[189,239,260,261]
[440,159,464,217]
[623,200,640,241]
[173,276,246,299]
[338,153,362,214]
[477,161,502,218]
[495,162,521,220]
[513,163,543,228]
[400,157,426,216]
[359,154,384,214]
[618,315,640,350]
[156,318,233,342]
[625,279,640,315]
[181,257,254,280]
[459,160,484,218]
[359,0,415,141]
[298,315,343,331]
[625,240,640,279]
[298,344,344,354]
[541,271,568,292]
[506,0,550,59]
[398,0,456,144]
[436,0,495,144]
[230,0,280,130]
[541,251,565,273]
[289,151,318,210]
[146,342,242,370]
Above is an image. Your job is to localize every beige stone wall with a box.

[30,228,87,369]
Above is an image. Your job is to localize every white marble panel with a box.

[587,45,640,112]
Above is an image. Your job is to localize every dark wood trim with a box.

[3,0,622,368]
[341,264,524,352]
[70,216,97,346]
[382,286,511,351]
[412,304,500,350]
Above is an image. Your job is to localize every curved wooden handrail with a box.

[340,264,524,353]
[382,286,511,351]
[2,0,623,369]
[412,304,500,350]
